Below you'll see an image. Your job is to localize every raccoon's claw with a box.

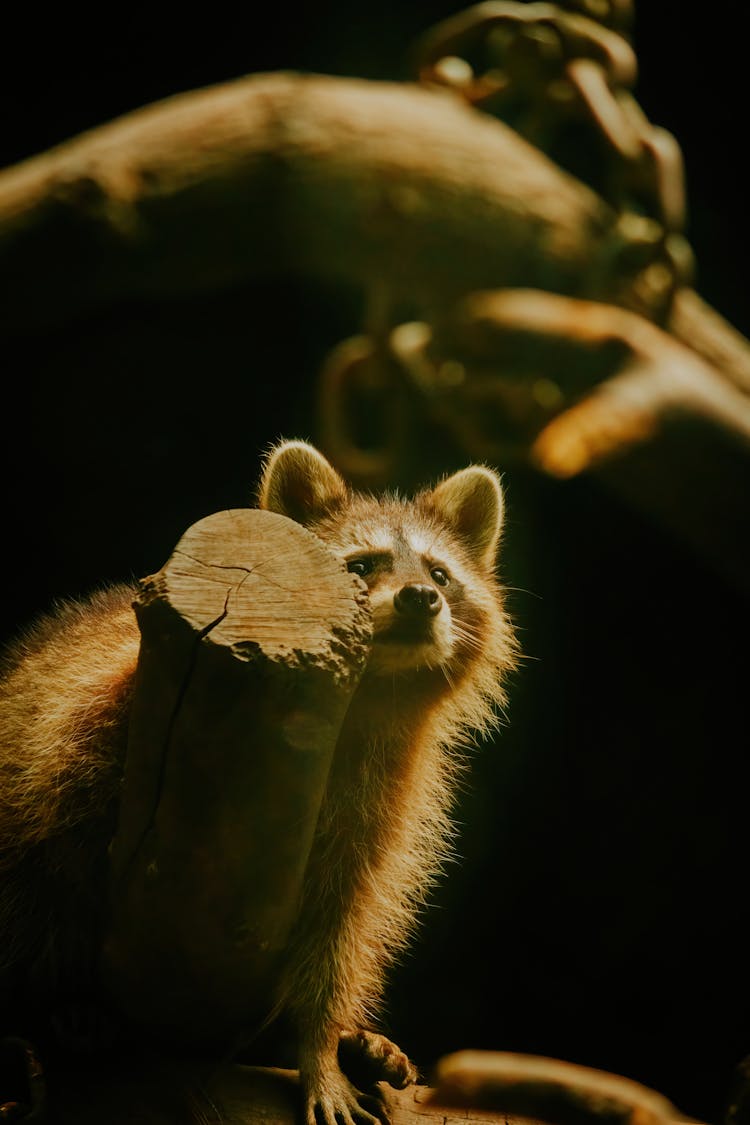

[303,1066,391,1125]
[338,1029,418,1090]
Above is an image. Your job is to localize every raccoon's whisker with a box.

[502,583,542,600]
[449,623,484,654]
[451,620,481,641]
[450,616,480,636]
[439,661,458,693]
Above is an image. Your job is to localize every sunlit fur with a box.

[257,442,518,1125]
[0,443,517,1125]
[0,587,139,999]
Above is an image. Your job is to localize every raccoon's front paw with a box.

[302,1064,390,1125]
[339,1029,418,1090]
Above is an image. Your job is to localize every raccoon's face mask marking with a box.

[258,440,505,676]
[342,540,455,674]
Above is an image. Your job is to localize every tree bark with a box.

[102,507,371,1046]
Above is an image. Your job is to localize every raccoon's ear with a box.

[429,466,504,567]
[258,440,349,525]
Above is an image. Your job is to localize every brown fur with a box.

[0,443,517,1125]
[0,586,138,1021]
[257,442,517,1125]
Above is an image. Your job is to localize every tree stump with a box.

[102,507,371,1046]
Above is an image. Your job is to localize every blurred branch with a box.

[0,72,619,327]
[2,69,749,389]
[1,68,748,588]
[429,1050,690,1125]
[334,289,749,592]
[427,289,750,478]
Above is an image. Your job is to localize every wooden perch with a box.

[102,507,371,1045]
[47,1053,700,1125]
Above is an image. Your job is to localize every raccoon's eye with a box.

[430,566,450,587]
[347,557,375,578]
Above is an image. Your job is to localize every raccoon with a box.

[0,441,517,1125]
[257,442,516,1125]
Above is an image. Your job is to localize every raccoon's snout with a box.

[394,583,441,618]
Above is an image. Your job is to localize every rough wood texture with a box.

[103,508,371,1045]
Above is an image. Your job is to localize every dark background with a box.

[1,4,748,1120]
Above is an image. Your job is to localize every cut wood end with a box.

[135,508,372,683]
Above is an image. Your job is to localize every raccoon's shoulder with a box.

[0,582,139,683]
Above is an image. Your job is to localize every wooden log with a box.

[46,1055,700,1125]
[45,1062,457,1125]
[102,507,371,1047]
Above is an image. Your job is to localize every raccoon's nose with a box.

[394,583,441,617]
